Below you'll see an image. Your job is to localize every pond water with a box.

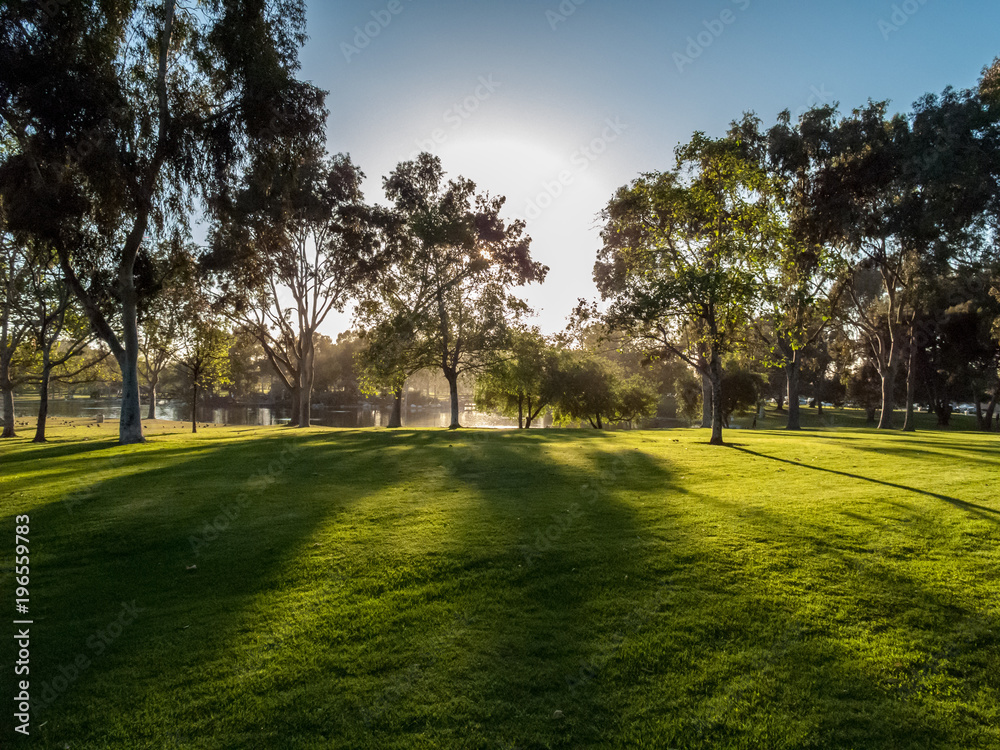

[14,398,523,429]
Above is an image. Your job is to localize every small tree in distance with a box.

[550,352,658,429]
[176,299,232,435]
[474,328,557,429]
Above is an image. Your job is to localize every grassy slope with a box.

[1,416,999,749]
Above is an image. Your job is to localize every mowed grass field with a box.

[1,416,999,749]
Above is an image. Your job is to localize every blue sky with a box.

[299,0,1000,335]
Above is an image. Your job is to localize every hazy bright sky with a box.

[299,0,1000,336]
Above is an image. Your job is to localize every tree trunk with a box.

[445,370,460,429]
[388,387,402,428]
[0,307,14,437]
[901,329,918,432]
[147,373,158,420]
[980,385,999,431]
[289,387,301,427]
[596,413,603,429]
[785,353,801,431]
[517,393,524,429]
[118,289,145,444]
[1,379,15,438]
[191,382,198,433]
[927,372,951,426]
[32,365,53,443]
[876,340,899,430]
[709,349,724,446]
[775,391,785,411]
[298,334,314,428]
[700,371,712,428]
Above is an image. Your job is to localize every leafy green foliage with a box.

[474,328,558,428]
[0,0,323,443]
[359,153,547,427]
[550,351,658,429]
[719,367,762,426]
[596,128,782,443]
[175,289,233,433]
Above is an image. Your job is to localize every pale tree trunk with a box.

[876,272,903,431]
[298,334,314,428]
[709,349,724,446]
[786,351,802,431]
[700,371,712,428]
[118,351,145,443]
[388,387,402,428]
[118,279,145,444]
[901,328,918,433]
[1,379,14,438]
[0,314,15,437]
[61,252,145,444]
[115,0,173,443]
[55,212,147,445]
[33,364,53,443]
[446,370,460,429]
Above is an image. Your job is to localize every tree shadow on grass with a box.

[277,431,977,749]
[268,430,685,749]
[657,487,998,749]
[4,430,995,748]
[0,430,406,746]
[758,428,1000,455]
[845,441,1000,470]
[727,445,1000,523]
[0,436,124,463]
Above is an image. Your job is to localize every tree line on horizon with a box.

[1,2,998,446]
[583,61,1000,445]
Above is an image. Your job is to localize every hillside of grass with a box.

[1,420,999,748]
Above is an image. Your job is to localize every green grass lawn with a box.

[2,418,999,749]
